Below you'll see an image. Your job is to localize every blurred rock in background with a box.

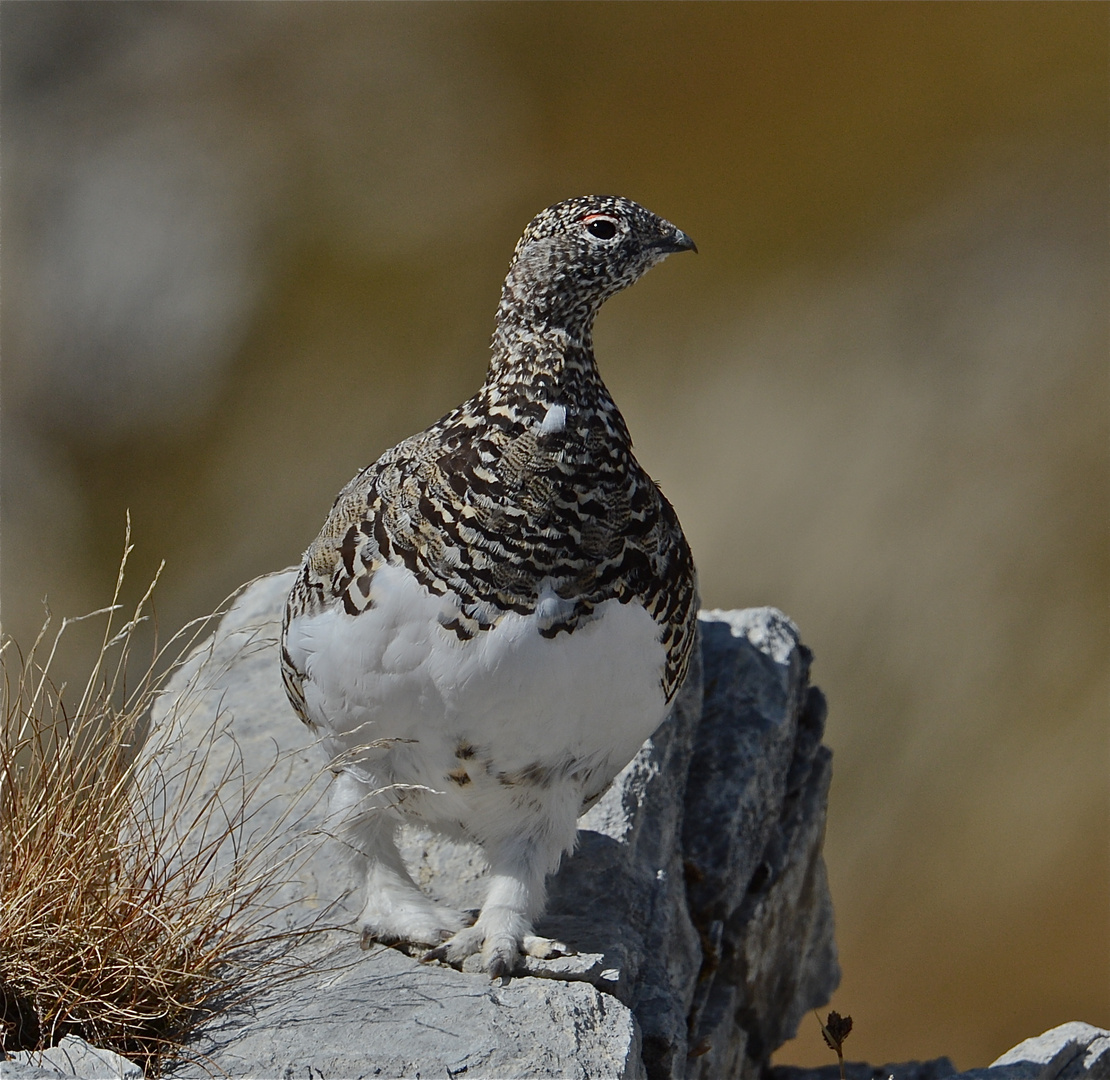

[1,3,1105,1070]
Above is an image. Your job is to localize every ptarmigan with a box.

[281,195,698,980]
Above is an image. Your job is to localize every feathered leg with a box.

[326,769,469,947]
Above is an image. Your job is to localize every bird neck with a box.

[484,312,609,411]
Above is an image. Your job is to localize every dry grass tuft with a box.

[1,522,318,1076]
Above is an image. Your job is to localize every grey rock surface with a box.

[1,1037,142,1080]
[170,937,646,1080]
[952,1023,1110,1080]
[685,611,837,1078]
[990,1022,1110,1080]
[770,1023,1110,1080]
[138,570,839,1079]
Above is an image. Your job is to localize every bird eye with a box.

[584,217,618,241]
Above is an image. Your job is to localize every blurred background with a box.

[2,2,1106,1069]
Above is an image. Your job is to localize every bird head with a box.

[497,196,696,334]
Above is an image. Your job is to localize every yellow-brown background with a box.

[3,2,1106,1068]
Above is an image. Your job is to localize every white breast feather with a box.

[284,563,667,804]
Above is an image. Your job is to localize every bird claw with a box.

[522,934,572,960]
[420,943,450,965]
[488,955,511,985]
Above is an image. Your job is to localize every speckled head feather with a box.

[495,195,696,337]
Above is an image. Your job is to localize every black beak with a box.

[654,227,698,255]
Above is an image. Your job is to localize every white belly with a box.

[284,563,668,817]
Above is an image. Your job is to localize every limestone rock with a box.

[138,571,838,1079]
[770,1023,1110,1080]
[991,1022,1110,1080]
[949,1023,1110,1080]
[1,1037,143,1080]
[685,611,838,1077]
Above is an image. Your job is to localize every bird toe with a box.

[522,934,573,959]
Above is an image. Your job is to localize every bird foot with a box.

[421,925,573,981]
[357,901,471,951]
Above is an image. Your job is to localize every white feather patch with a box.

[539,403,567,434]
[283,562,668,829]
